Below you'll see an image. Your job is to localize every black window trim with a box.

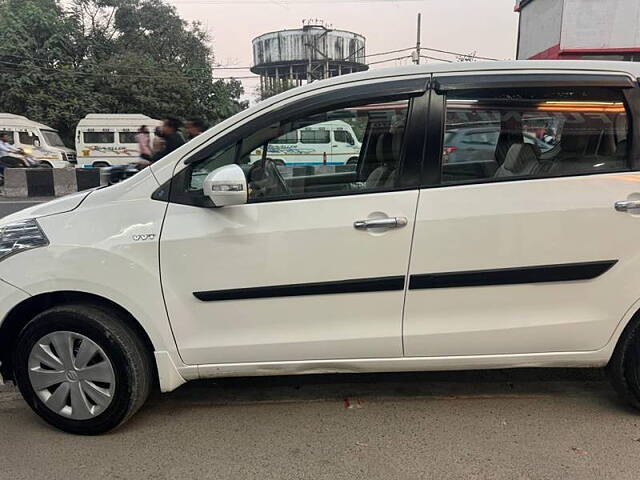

[162,76,431,207]
[421,73,640,188]
[434,72,636,92]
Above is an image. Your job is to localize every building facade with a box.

[516,0,640,61]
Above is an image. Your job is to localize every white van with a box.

[0,113,75,167]
[250,120,362,166]
[6,61,640,435]
[76,114,162,167]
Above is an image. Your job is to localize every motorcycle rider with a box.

[0,133,27,172]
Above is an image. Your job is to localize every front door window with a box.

[185,99,411,204]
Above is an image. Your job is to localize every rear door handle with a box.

[353,217,408,230]
[615,200,640,212]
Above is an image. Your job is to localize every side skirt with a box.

[194,349,613,380]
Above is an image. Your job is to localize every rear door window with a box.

[441,86,629,184]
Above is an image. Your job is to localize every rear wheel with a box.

[40,161,53,168]
[92,162,110,168]
[13,304,153,435]
[608,315,640,410]
[346,157,359,166]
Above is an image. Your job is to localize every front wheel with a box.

[13,304,153,435]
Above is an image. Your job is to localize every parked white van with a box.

[0,114,75,167]
[250,120,362,165]
[5,61,640,435]
[76,114,162,167]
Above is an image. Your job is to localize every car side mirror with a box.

[203,164,248,207]
[33,139,40,148]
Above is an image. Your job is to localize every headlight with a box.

[0,219,49,261]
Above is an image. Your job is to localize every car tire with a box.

[607,315,640,410]
[347,157,358,165]
[13,303,153,435]
[92,162,110,168]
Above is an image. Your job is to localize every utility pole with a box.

[414,13,422,65]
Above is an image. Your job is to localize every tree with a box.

[0,0,248,145]
[0,0,98,141]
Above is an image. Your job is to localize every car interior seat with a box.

[365,132,401,188]
[494,143,541,178]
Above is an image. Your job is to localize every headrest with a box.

[502,143,539,173]
[376,133,394,163]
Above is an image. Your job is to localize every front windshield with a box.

[41,130,66,148]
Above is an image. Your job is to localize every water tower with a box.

[251,21,368,93]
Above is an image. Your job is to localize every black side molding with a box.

[409,260,618,290]
[194,276,405,302]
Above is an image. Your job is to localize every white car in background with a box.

[2,61,640,434]
[75,114,162,167]
[0,113,75,167]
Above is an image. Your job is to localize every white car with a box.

[2,60,640,434]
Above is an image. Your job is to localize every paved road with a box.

[1,369,640,479]
[0,198,46,218]
[1,199,640,478]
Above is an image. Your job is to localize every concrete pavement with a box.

[1,369,640,479]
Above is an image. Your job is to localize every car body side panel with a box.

[0,171,182,369]
[404,173,640,357]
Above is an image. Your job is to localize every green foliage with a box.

[0,0,248,145]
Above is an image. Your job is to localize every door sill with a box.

[195,349,611,380]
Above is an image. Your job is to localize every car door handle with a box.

[615,200,640,212]
[353,217,408,230]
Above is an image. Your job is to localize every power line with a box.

[364,46,414,59]
[421,46,500,61]
[366,55,413,66]
[420,55,453,63]
[0,60,255,80]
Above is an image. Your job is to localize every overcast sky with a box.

[167,0,520,99]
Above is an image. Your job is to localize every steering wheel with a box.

[247,148,290,198]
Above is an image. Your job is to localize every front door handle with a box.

[353,217,408,230]
[615,200,640,212]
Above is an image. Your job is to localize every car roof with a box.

[332,60,640,85]
[149,60,640,183]
[238,61,640,133]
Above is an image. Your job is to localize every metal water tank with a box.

[251,24,368,85]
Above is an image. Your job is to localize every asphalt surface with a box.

[1,199,640,479]
[1,369,640,479]
[0,198,47,217]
